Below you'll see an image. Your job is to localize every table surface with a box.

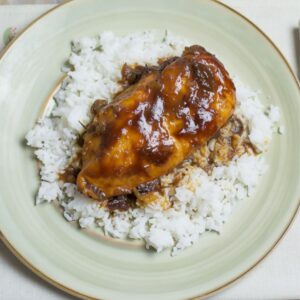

[0,1,299,299]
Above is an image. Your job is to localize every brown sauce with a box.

[59,165,80,184]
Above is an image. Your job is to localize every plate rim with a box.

[0,0,299,299]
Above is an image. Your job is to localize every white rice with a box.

[26,31,281,255]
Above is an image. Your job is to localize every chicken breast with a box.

[77,45,236,200]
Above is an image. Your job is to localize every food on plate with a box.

[77,45,235,203]
[26,31,281,255]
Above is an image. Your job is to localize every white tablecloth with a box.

[0,1,299,299]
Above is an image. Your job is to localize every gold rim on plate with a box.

[0,0,299,299]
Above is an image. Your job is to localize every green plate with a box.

[0,0,299,299]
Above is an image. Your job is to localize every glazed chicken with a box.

[77,45,236,200]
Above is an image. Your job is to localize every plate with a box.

[0,0,299,299]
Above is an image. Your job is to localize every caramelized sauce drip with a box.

[59,165,80,184]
